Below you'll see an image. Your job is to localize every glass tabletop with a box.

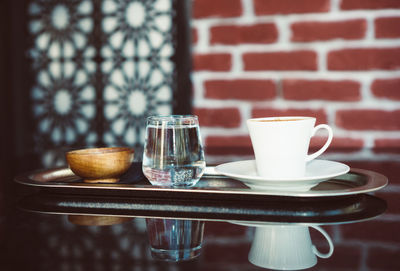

[1,162,398,271]
[0,190,391,270]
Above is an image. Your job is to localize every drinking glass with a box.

[142,115,206,187]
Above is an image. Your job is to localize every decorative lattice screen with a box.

[28,0,180,166]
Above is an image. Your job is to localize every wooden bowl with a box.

[65,147,134,183]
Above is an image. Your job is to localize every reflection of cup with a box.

[247,117,333,178]
[145,218,205,262]
[248,224,334,270]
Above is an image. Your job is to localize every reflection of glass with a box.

[145,218,205,262]
[142,115,206,187]
[247,224,333,270]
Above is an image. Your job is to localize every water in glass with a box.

[142,115,206,187]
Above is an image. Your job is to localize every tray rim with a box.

[17,190,387,225]
[18,207,385,227]
[14,166,388,198]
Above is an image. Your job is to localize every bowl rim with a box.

[66,147,134,155]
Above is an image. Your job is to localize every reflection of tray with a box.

[14,166,388,198]
[18,191,386,225]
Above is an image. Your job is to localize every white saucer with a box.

[215,160,350,192]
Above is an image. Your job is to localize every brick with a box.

[254,0,330,15]
[316,244,362,270]
[251,108,328,124]
[371,78,400,100]
[374,138,400,154]
[328,48,400,70]
[243,51,317,71]
[193,53,232,71]
[196,266,255,271]
[375,191,400,215]
[192,27,198,44]
[193,0,242,19]
[210,23,278,45]
[375,17,400,38]
[341,0,400,10]
[335,109,400,130]
[204,79,276,101]
[368,247,400,271]
[345,161,400,184]
[205,135,253,156]
[206,136,364,157]
[291,19,366,42]
[194,107,241,128]
[341,220,400,243]
[309,225,335,242]
[203,243,251,263]
[282,79,361,101]
[310,137,364,153]
[205,221,248,237]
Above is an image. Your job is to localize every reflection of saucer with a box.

[215,160,350,191]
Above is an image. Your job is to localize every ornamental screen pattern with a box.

[28,0,176,167]
[11,214,174,271]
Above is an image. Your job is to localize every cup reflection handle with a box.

[310,225,334,259]
[306,124,333,162]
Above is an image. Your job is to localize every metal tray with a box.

[14,165,388,199]
[17,191,386,225]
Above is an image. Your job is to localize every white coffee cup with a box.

[246,116,333,178]
[248,224,334,270]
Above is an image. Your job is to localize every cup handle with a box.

[306,124,333,162]
[310,225,334,259]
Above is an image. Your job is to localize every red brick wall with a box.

[192,2,400,269]
[191,0,400,164]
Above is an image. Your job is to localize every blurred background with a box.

[1,1,400,270]
[1,0,399,175]
[191,0,400,164]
